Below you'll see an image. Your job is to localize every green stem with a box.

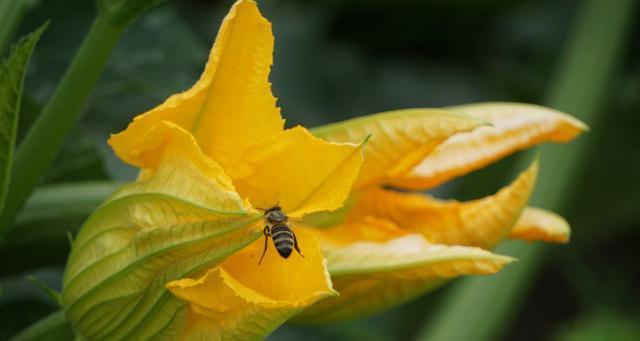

[416,0,637,340]
[8,310,74,341]
[0,14,124,238]
[0,181,120,273]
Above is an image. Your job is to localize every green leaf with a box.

[0,10,127,237]
[0,0,167,238]
[0,23,46,214]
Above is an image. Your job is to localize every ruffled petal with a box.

[107,121,244,213]
[313,109,486,188]
[108,0,284,171]
[294,234,513,323]
[231,126,365,217]
[391,102,586,189]
[348,160,538,249]
[166,228,335,339]
[509,206,570,243]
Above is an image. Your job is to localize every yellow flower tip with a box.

[107,130,136,168]
[345,158,538,250]
[165,228,335,338]
[393,102,584,190]
[510,206,571,243]
[465,102,589,139]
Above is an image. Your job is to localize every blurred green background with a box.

[1,0,639,340]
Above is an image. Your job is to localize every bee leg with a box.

[292,230,304,258]
[258,226,271,265]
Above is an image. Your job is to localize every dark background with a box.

[1,0,639,340]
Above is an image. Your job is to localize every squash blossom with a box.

[297,102,586,323]
[61,0,586,339]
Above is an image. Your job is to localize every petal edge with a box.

[509,206,571,243]
[294,235,513,324]
[392,102,586,190]
[350,159,539,249]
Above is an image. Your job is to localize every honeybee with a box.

[258,204,304,264]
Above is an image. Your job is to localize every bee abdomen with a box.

[271,224,294,258]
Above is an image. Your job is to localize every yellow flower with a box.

[60,0,586,339]
[62,1,365,339]
[294,102,585,323]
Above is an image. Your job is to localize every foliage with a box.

[0,23,46,213]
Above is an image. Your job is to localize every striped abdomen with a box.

[271,223,294,258]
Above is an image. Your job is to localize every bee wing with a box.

[290,211,332,228]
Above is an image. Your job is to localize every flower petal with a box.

[109,121,245,213]
[293,234,513,324]
[349,160,538,249]
[313,109,487,188]
[166,228,335,339]
[231,126,365,217]
[62,123,262,339]
[391,102,586,189]
[108,0,284,170]
[509,206,570,243]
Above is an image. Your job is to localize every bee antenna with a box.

[255,207,267,211]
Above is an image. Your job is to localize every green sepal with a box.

[27,275,62,307]
[62,181,261,340]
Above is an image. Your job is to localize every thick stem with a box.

[8,310,73,341]
[416,0,637,340]
[0,14,124,237]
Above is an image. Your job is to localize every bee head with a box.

[264,205,287,224]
